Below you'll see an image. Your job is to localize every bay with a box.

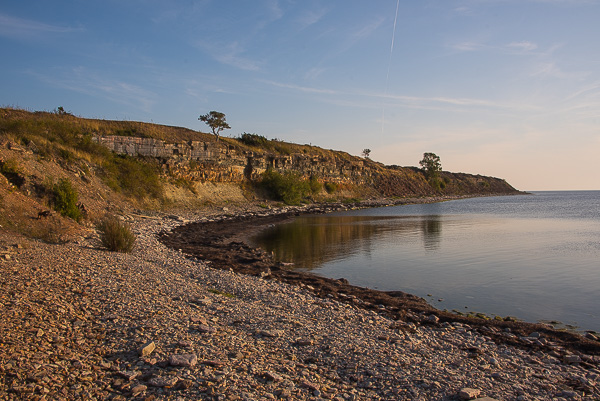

[249,191,600,332]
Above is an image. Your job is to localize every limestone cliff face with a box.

[96,135,374,184]
[95,135,519,197]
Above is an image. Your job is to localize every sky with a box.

[1,0,599,191]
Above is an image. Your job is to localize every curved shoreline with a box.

[159,197,600,357]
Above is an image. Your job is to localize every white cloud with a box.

[0,13,82,38]
[29,68,157,113]
[296,8,328,29]
[261,80,338,95]
[451,41,485,52]
[195,40,262,71]
[507,41,538,52]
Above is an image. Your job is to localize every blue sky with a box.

[1,0,599,190]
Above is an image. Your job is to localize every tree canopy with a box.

[198,111,231,140]
[419,152,442,179]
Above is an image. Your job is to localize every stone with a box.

[257,330,280,338]
[564,355,582,364]
[131,384,147,395]
[427,315,440,323]
[169,353,198,368]
[459,388,481,400]
[147,376,178,387]
[264,371,283,382]
[197,324,216,334]
[140,341,156,357]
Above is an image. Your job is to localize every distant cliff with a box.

[0,107,520,232]
[95,134,519,198]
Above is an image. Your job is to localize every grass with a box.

[96,214,136,253]
[0,108,165,203]
[52,178,81,221]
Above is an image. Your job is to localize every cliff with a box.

[0,107,520,241]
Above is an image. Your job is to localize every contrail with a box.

[382,0,400,133]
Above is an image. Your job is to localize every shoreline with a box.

[2,199,600,400]
[159,195,600,357]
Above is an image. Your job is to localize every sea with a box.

[249,191,600,333]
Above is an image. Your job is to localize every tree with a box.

[362,148,371,158]
[419,152,442,180]
[198,111,231,140]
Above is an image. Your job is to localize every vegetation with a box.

[324,182,338,194]
[362,149,371,158]
[419,152,442,179]
[198,111,230,141]
[258,169,321,205]
[419,152,445,190]
[238,132,269,146]
[0,159,25,188]
[102,155,163,201]
[52,178,81,221]
[97,214,136,253]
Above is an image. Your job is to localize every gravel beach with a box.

[1,209,599,400]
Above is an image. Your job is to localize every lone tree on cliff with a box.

[419,152,442,180]
[198,111,231,140]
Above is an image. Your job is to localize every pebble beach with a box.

[1,211,599,400]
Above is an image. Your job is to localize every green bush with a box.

[324,182,338,194]
[259,169,311,205]
[52,178,81,221]
[97,215,136,253]
[102,155,163,201]
[238,132,268,146]
[308,175,322,194]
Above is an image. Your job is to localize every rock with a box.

[169,353,198,368]
[564,355,582,364]
[257,330,280,338]
[459,388,481,400]
[147,376,178,387]
[301,380,320,392]
[140,341,156,356]
[131,384,147,395]
[264,371,283,382]
[197,324,217,334]
[427,315,440,324]
[118,370,140,381]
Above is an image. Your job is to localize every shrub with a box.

[259,169,310,205]
[102,155,163,201]
[308,175,322,194]
[324,182,338,194]
[238,132,268,146]
[52,178,81,221]
[0,159,26,188]
[97,215,136,253]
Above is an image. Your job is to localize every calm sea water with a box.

[249,191,600,332]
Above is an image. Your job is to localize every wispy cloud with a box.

[296,8,328,29]
[451,41,485,52]
[29,68,157,112]
[261,80,338,95]
[262,79,538,112]
[0,13,82,38]
[507,40,538,52]
[195,40,262,71]
[531,61,588,79]
[352,17,385,39]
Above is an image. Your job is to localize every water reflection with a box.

[422,216,442,250]
[249,215,444,270]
